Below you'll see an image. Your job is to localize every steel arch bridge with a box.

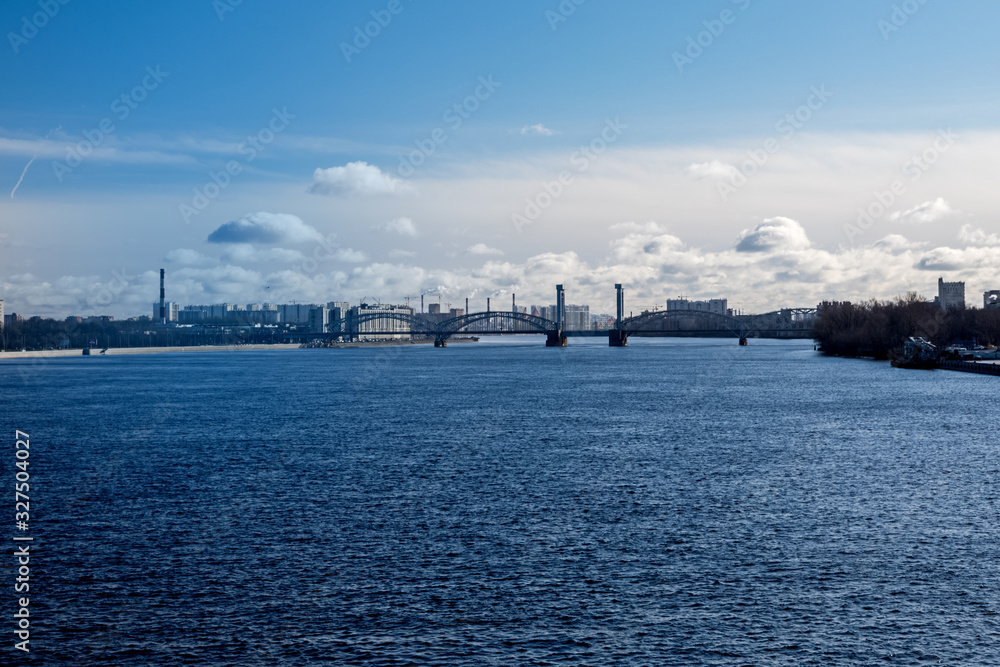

[437,311,557,339]
[621,308,817,339]
[301,285,818,348]
[330,310,560,344]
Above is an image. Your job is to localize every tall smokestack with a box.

[159,269,166,324]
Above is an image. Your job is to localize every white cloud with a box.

[467,243,503,256]
[207,212,323,245]
[735,217,811,253]
[872,234,926,253]
[609,221,666,235]
[334,248,369,263]
[219,244,305,264]
[685,160,740,181]
[520,123,554,136]
[888,197,954,224]
[13,219,1000,319]
[165,248,211,265]
[388,249,416,259]
[372,217,418,237]
[309,161,407,196]
[958,224,1000,245]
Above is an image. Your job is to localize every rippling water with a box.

[3,338,998,665]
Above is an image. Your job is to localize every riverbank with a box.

[0,338,479,360]
[0,344,303,359]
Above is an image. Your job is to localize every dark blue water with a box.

[2,338,998,665]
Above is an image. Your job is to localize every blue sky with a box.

[2,0,1000,316]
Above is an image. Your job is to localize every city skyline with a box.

[3,2,1000,317]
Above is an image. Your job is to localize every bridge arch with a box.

[345,311,438,337]
[437,311,556,339]
[623,309,747,335]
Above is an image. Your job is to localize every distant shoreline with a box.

[0,344,302,360]
[0,338,484,361]
[0,339,473,360]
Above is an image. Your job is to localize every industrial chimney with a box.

[159,269,166,324]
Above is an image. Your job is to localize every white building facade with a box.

[937,278,965,310]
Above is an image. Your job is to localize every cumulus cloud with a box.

[520,123,554,136]
[872,234,926,253]
[735,217,811,253]
[686,160,740,181]
[372,217,418,237]
[958,224,1000,245]
[207,212,323,245]
[916,246,1000,271]
[467,243,503,256]
[16,215,1000,319]
[888,197,954,224]
[309,161,406,196]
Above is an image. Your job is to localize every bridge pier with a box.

[608,330,628,347]
[545,330,568,347]
[433,337,448,348]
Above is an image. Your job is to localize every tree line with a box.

[813,294,1000,359]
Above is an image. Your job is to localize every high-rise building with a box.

[936,278,965,310]
[666,297,730,316]
[563,304,590,331]
[348,303,413,340]
[532,304,589,329]
[0,299,4,331]
[152,301,179,322]
[308,306,329,333]
[277,303,317,324]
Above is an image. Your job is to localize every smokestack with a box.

[487,297,490,312]
[159,269,166,324]
[512,293,516,313]
[420,295,424,313]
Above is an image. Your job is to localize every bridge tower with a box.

[546,284,568,346]
[609,283,628,346]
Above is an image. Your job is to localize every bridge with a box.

[312,284,816,347]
